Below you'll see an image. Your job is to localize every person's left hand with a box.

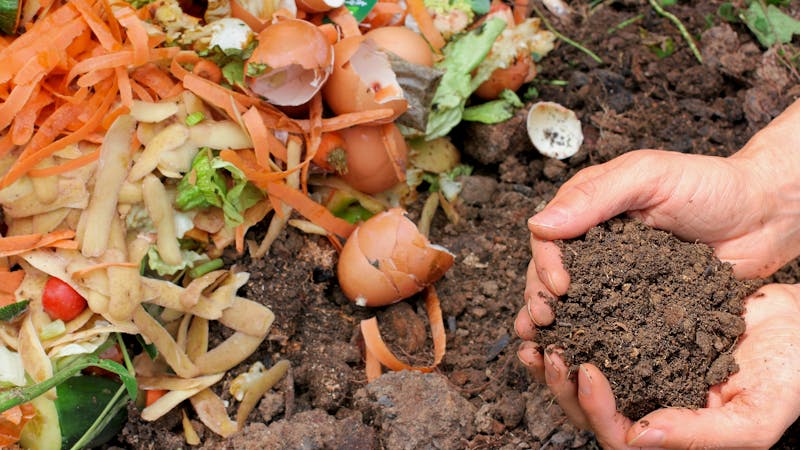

[517,283,800,449]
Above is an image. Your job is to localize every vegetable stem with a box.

[607,14,644,34]
[647,0,703,64]
[68,385,128,450]
[531,3,604,64]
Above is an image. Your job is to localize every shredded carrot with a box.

[296,108,396,132]
[381,123,406,183]
[113,4,150,66]
[0,270,25,307]
[0,230,77,257]
[405,0,445,51]
[146,389,168,407]
[361,286,446,381]
[0,403,36,447]
[131,63,177,99]
[192,59,223,84]
[28,148,101,177]
[234,224,246,254]
[265,182,355,239]
[242,107,273,170]
[363,2,406,29]
[70,0,120,50]
[72,261,139,278]
[116,66,133,106]
[102,105,131,130]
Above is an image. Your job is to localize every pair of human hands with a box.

[515,100,800,449]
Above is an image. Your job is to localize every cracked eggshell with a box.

[526,101,583,160]
[365,26,434,67]
[322,36,407,124]
[338,123,408,194]
[337,208,455,307]
[245,18,333,106]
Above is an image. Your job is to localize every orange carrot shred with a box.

[242,107,272,170]
[28,148,101,177]
[405,0,445,51]
[360,285,446,379]
[265,182,356,239]
[70,0,120,50]
[72,261,139,278]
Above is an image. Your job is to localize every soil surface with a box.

[116,1,800,449]
[537,218,758,419]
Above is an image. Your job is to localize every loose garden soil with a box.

[116,1,800,449]
[537,218,759,419]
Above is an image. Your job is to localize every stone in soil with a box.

[537,218,759,419]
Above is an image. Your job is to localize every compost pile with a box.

[537,218,759,419]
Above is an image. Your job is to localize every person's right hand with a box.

[517,96,800,331]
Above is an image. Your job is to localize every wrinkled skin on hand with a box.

[515,99,800,448]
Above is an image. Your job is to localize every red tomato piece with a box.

[42,277,87,321]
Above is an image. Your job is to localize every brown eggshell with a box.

[474,52,533,101]
[245,19,333,106]
[322,36,407,123]
[338,123,408,194]
[337,208,455,307]
[365,26,434,67]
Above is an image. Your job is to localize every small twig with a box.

[531,3,604,64]
[647,0,703,64]
[607,13,644,34]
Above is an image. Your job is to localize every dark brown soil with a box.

[537,218,759,419]
[115,1,800,449]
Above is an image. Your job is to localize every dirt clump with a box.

[537,218,760,419]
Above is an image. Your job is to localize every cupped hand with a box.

[518,97,800,332]
[517,283,800,449]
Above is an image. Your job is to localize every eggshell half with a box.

[365,26,434,67]
[322,36,407,123]
[337,208,454,307]
[245,19,333,106]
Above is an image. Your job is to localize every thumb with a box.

[626,405,776,449]
[528,151,671,240]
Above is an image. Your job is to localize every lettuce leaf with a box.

[425,18,507,140]
[462,89,523,124]
[175,149,263,227]
[146,246,209,277]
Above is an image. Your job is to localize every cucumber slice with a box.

[0,300,29,322]
[19,395,63,450]
[55,375,127,449]
[0,0,19,34]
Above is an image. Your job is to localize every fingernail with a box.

[516,348,535,368]
[628,428,666,447]
[543,352,559,383]
[529,208,568,230]
[578,365,592,396]
[529,300,549,327]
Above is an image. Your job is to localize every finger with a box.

[625,404,782,449]
[530,235,570,296]
[544,350,590,429]
[524,254,557,326]
[576,364,636,449]
[514,306,537,341]
[517,341,545,384]
[528,151,666,241]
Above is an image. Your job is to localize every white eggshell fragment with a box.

[526,101,583,160]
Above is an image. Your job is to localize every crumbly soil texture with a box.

[537,218,758,419]
[116,1,800,449]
